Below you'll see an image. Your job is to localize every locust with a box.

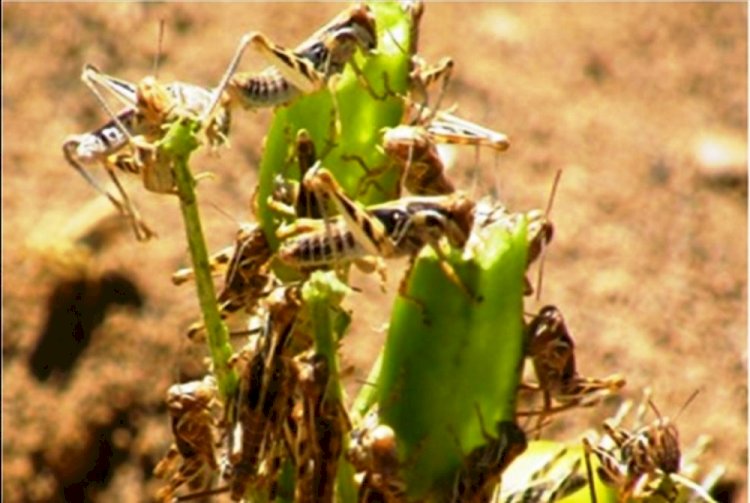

[225,347,268,500]
[225,293,299,501]
[291,352,349,503]
[378,123,457,196]
[369,103,511,202]
[340,1,461,199]
[287,388,317,503]
[66,4,376,241]
[173,222,274,341]
[387,0,453,115]
[517,305,626,433]
[171,347,271,503]
[202,3,378,130]
[369,2,510,200]
[64,63,231,241]
[582,389,718,503]
[351,95,511,199]
[415,106,511,153]
[452,412,528,503]
[408,56,455,117]
[398,6,509,158]
[358,77,511,199]
[347,410,406,503]
[498,445,587,503]
[177,288,305,502]
[277,167,476,300]
[154,377,220,502]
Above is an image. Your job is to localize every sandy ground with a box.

[2,3,747,502]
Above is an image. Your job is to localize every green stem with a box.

[163,118,237,400]
[301,271,356,502]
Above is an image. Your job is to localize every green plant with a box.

[102,3,721,502]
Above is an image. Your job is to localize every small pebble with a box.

[694,134,747,188]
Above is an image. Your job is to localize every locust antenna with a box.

[153,19,165,78]
[535,169,562,301]
[206,200,242,227]
[651,389,701,423]
[674,389,701,421]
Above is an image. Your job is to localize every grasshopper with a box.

[397,3,507,159]
[408,56,455,117]
[451,412,528,503]
[387,0,453,115]
[499,445,587,503]
[202,3,378,129]
[290,352,350,503]
[287,385,317,503]
[64,60,231,241]
[226,292,301,500]
[171,348,271,502]
[154,377,220,502]
[354,101,510,200]
[412,105,510,153]
[347,410,406,503]
[225,347,267,500]
[359,94,511,200]
[523,207,554,298]
[582,389,718,503]
[379,123,457,196]
[361,3,509,200]
[277,167,476,299]
[343,2,460,199]
[173,222,274,342]
[517,305,626,433]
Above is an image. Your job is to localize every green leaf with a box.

[377,213,529,498]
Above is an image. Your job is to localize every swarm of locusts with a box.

[63,3,723,502]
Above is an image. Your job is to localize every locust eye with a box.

[423,214,444,228]
[305,42,327,64]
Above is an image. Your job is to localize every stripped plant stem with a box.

[164,117,237,400]
[301,271,356,501]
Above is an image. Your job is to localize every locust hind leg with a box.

[428,242,482,304]
[172,244,236,285]
[347,57,399,102]
[303,167,394,258]
[396,254,431,326]
[63,137,155,241]
[104,164,157,241]
[422,56,454,117]
[409,56,454,122]
[203,29,320,122]
[318,105,341,161]
[340,154,394,200]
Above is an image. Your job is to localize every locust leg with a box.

[340,154,394,199]
[104,164,157,241]
[426,240,481,304]
[204,32,323,122]
[304,167,396,258]
[409,56,454,121]
[172,243,234,285]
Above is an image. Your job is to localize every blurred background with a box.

[3,3,746,502]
